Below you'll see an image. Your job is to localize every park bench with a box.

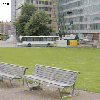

[22,64,80,98]
[0,62,28,87]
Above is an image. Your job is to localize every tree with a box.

[24,9,52,36]
[13,2,37,36]
[13,2,52,36]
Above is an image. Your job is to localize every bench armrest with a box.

[78,72,81,74]
[23,67,29,75]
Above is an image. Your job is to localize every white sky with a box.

[0,0,11,22]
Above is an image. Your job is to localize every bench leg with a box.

[72,83,75,95]
[1,77,8,87]
[58,88,62,98]
[9,79,13,87]
[2,77,3,82]
[0,77,3,82]
[25,79,29,88]
[23,78,24,85]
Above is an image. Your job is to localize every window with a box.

[22,37,33,41]
[36,1,38,4]
[93,24,95,30]
[42,1,44,4]
[80,24,83,30]
[98,23,100,29]
[34,37,40,41]
[31,0,33,4]
[95,23,98,29]
[27,37,33,41]
[43,37,47,41]
[45,7,48,11]
[39,7,41,10]
[39,37,43,41]
[50,8,52,11]
[90,24,93,30]
[80,9,83,14]
[42,7,45,10]
[47,37,52,41]
[80,16,83,22]
[26,0,29,3]
[77,1,81,6]
[39,1,41,4]
[45,1,48,5]
[50,2,52,5]
[22,37,26,41]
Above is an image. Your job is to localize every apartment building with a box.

[0,21,11,34]
[11,0,58,36]
[57,0,100,43]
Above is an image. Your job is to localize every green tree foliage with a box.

[24,10,52,36]
[21,2,37,16]
[13,3,37,36]
[13,2,52,36]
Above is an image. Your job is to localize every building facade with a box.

[57,0,100,43]
[11,0,16,35]
[11,0,58,36]
[0,21,11,34]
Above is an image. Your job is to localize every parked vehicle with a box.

[17,36,60,47]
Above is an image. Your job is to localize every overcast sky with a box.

[0,0,11,22]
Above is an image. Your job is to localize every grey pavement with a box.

[0,35,17,47]
[0,79,100,100]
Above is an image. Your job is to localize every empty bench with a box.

[22,64,80,98]
[0,62,28,87]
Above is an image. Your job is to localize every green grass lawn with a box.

[0,47,100,94]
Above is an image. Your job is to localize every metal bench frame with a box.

[23,64,80,98]
[0,62,28,87]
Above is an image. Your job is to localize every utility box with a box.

[70,40,77,46]
[56,40,67,47]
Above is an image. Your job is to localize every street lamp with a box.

[67,11,73,35]
[59,27,61,38]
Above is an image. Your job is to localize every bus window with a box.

[47,37,52,41]
[34,37,39,41]
[18,37,21,43]
[22,37,27,42]
[32,37,34,41]
[51,37,55,41]
[43,37,47,41]
[26,37,32,41]
[39,37,43,41]
[55,37,59,40]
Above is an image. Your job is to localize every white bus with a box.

[17,36,60,47]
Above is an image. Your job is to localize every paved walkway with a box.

[0,35,17,47]
[0,41,17,47]
[0,79,60,100]
[0,79,100,100]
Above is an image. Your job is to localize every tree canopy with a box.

[13,2,52,36]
